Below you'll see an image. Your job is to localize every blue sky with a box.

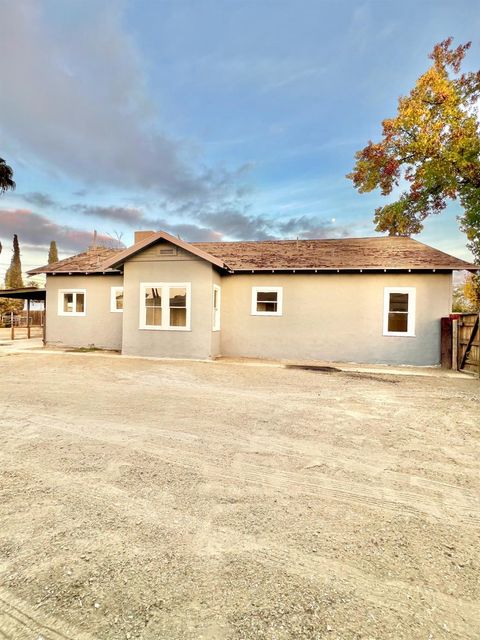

[0,0,479,279]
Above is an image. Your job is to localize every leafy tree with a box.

[452,283,472,312]
[348,38,480,263]
[0,295,23,318]
[48,240,59,264]
[0,157,15,194]
[5,234,24,289]
[464,273,480,311]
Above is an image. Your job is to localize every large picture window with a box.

[140,283,191,331]
[58,289,86,316]
[383,287,416,337]
[251,286,283,316]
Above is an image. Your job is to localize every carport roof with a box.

[0,287,46,300]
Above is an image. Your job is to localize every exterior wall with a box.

[45,274,124,350]
[122,242,218,359]
[219,272,452,366]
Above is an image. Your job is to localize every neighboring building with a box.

[28,231,478,365]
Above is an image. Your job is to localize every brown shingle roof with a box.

[193,236,477,271]
[28,235,478,275]
[28,247,123,275]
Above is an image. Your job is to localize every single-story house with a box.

[28,230,478,365]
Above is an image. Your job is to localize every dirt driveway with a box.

[0,353,479,639]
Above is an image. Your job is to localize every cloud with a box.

[65,199,360,242]
[71,205,145,225]
[0,2,245,202]
[21,192,58,208]
[198,209,276,240]
[0,209,115,252]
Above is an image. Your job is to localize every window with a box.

[251,286,283,316]
[58,289,86,316]
[212,285,221,331]
[383,287,416,337]
[111,286,124,312]
[140,283,191,331]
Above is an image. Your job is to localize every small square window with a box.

[251,287,283,316]
[58,289,86,316]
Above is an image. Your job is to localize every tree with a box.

[347,38,480,263]
[464,273,480,311]
[5,234,24,289]
[48,240,59,264]
[452,283,471,312]
[0,157,15,194]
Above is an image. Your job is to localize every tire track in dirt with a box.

[2,409,479,526]
[2,462,479,640]
[0,589,95,640]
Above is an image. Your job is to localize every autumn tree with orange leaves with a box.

[348,39,480,273]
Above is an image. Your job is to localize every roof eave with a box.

[228,266,478,273]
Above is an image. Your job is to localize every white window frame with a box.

[212,284,221,331]
[251,286,283,317]
[110,286,124,313]
[58,289,87,317]
[139,282,191,331]
[383,287,416,337]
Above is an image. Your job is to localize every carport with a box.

[0,287,46,340]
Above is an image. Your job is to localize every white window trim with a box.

[251,286,283,316]
[58,289,87,317]
[212,284,221,331]
[110,286,124,313]
[383,287,416,337]
[139,282,191,331]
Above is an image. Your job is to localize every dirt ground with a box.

[0,352,479,640]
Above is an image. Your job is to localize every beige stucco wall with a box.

[121,242,219,359]
[45,274,123,350]
[219,272,452,365]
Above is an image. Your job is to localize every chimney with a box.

[134,230,156,244]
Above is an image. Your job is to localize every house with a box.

[28,230,478,365]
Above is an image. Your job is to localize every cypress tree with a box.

[48,240,59,264]
[5,234,24,289]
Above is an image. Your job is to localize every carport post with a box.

[10,312,14,341]
[27,298,31,339]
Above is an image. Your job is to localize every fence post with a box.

[452,317,458,370]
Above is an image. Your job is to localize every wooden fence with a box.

[456,313,480,375]
[442,313,480,376]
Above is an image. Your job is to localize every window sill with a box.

[139,326,191,332]
[251,312,283,317]
[58,312,86,317]
[382,332,416,338]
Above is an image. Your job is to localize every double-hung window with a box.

[383,287,416,336]
[251,286,283,316]
[58,289,86,316]
[212,285,221,331]
[111,286,124,312]
[140,283,191,331]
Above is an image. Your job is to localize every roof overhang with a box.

[227,267,479,274]
[0,287,46,300]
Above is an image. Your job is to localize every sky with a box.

[0,0,479,282]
